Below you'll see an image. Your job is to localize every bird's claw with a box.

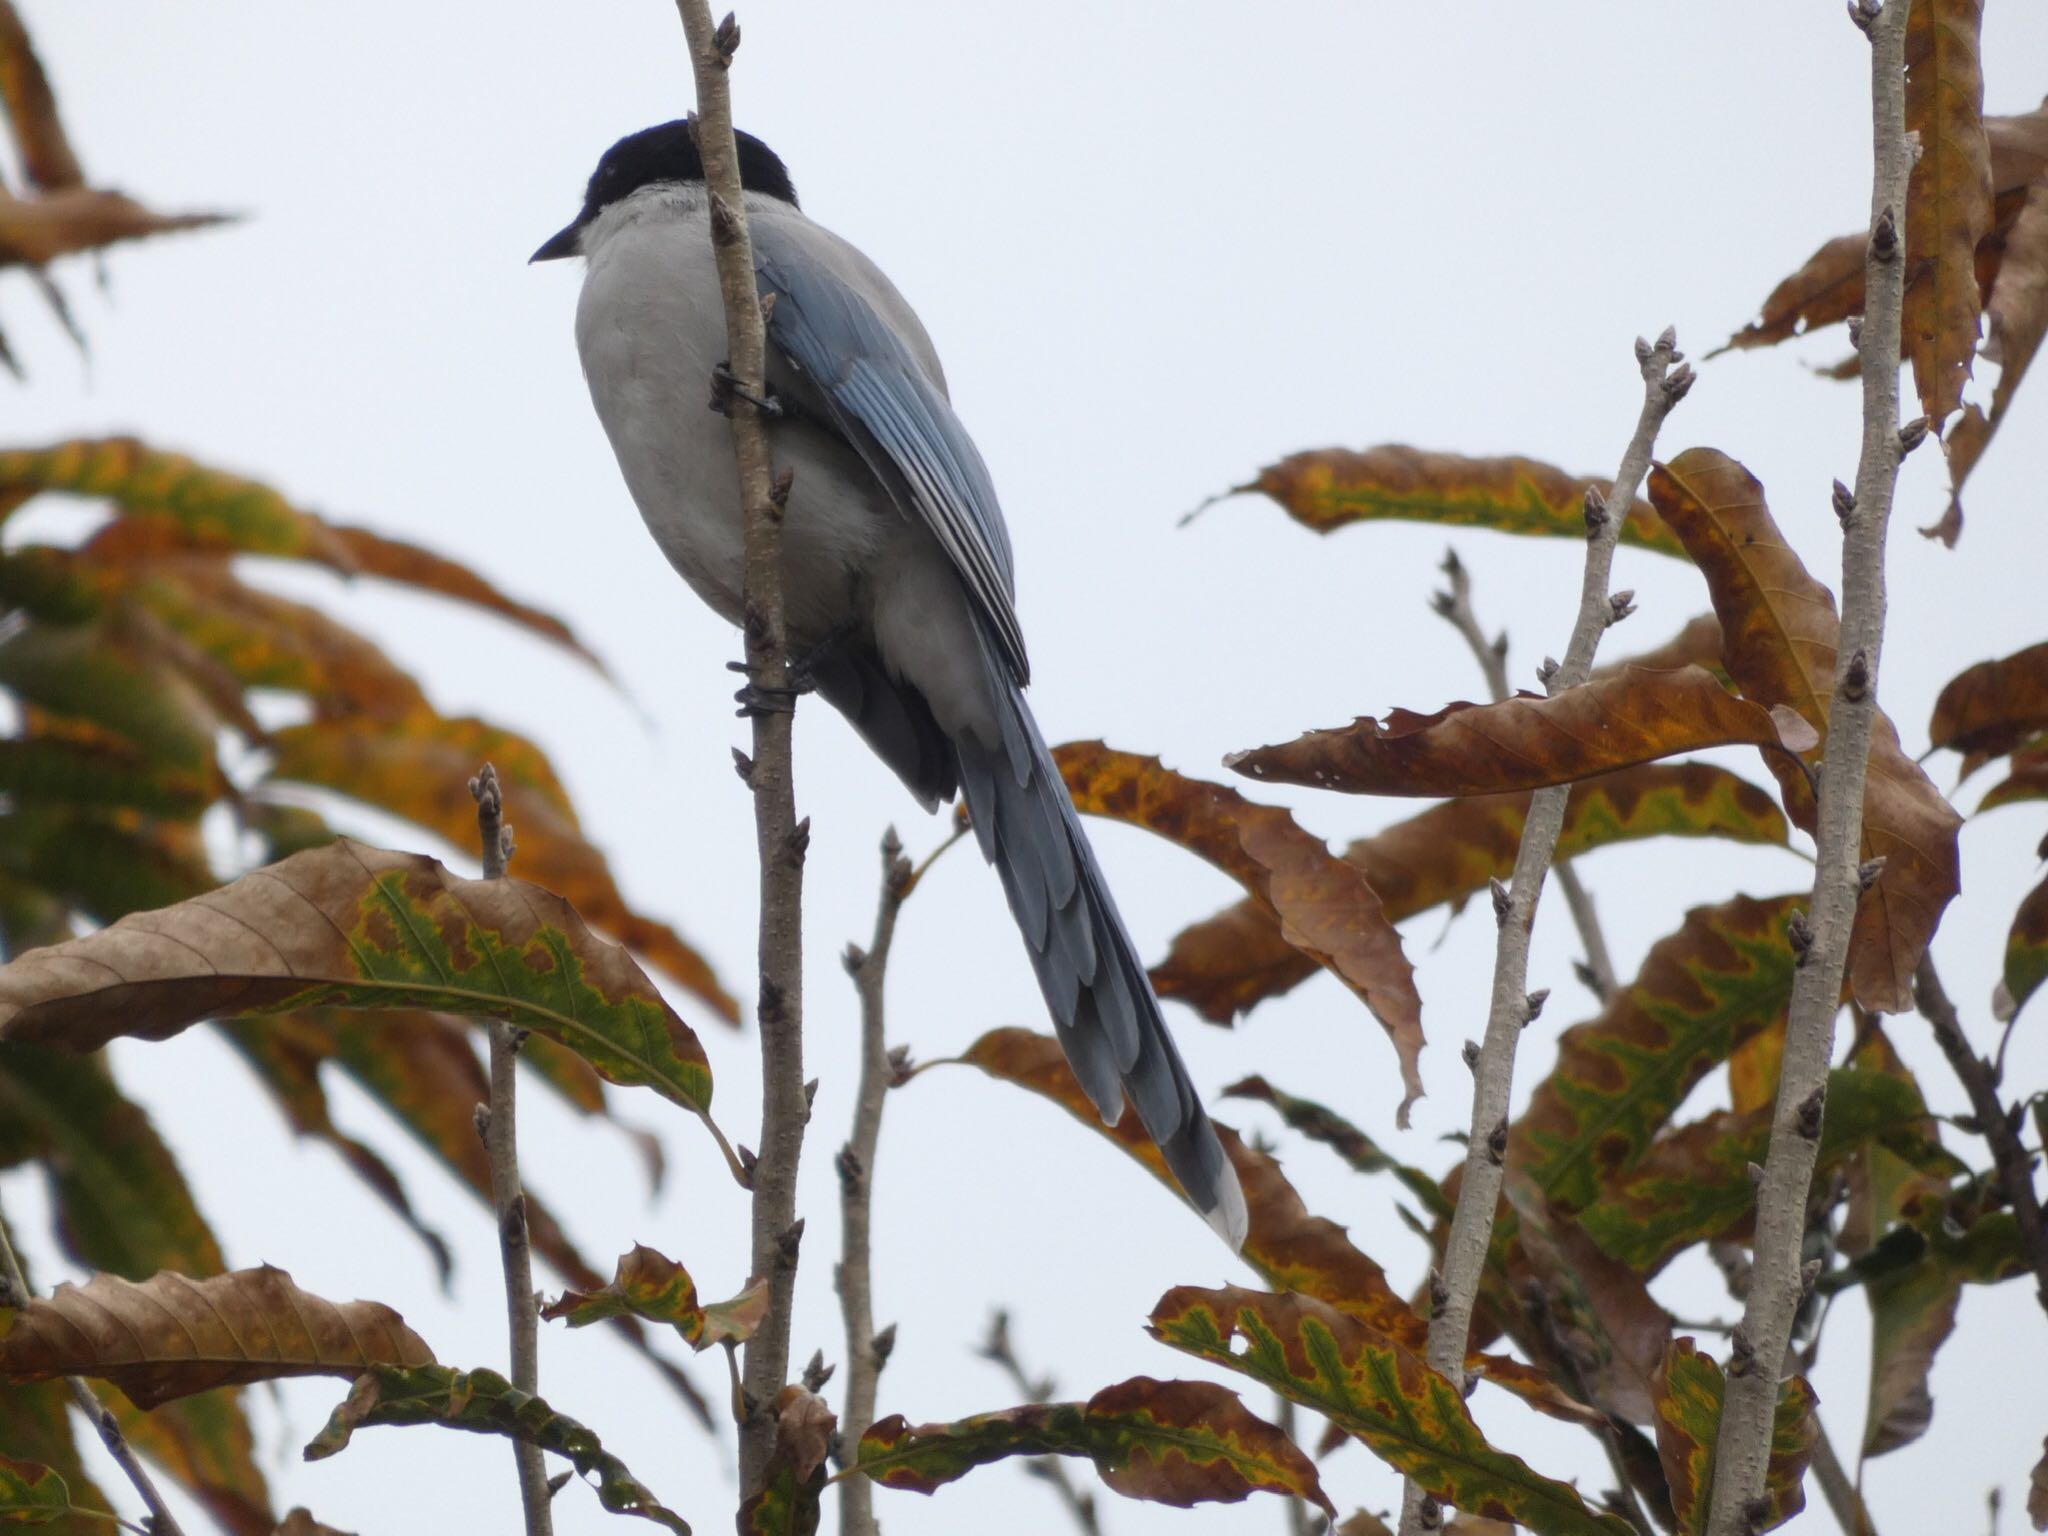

[709,361,784,418]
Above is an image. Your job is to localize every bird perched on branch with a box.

[534,121,1246,1248]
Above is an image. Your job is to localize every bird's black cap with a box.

[531,120,797,262]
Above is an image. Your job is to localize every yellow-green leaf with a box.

[1232,447,1686,558]
[1652,1340,1815,1535]
[1149,1286,1632,1536]
[855,1378,1333,1514]
[305,1365,688,1533]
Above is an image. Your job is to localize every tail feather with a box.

[955,666,1248,1250]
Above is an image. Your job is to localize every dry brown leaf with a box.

[0,186,227,268]
[0,1266,433,1409]
[0,0,82,190]
[1155,761,1788,1023]
[1942,180,2048,537]
[1229,666,1813,798]
[1902,0,1993,426]
[1054,742,1422,1120]
[1648,449,1962,1011]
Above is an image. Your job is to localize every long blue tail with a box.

[953,660,1247,1249]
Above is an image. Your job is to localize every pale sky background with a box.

[4,3,2047,1533]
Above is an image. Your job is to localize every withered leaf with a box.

[0,187,228,268]
[0,1266,432,1410]
[1648,449,1961,1011]
[1928,640,2048,776]
[1055,742,1421,1118]
[1157,762,1787,1023]
[1228,667,1813,798]
[1902,0,1993,426]
[0,0,81,190]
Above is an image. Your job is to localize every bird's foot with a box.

[709,361,785,418]
[725,622,856,717]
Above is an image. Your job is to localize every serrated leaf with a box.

[1053,742,1421,1120]
[267,717,734,1019]
[1648,449,1961,1011]
[305,1365,688,1533]
[1149,1286,1632,1536]
[0,1266,433,1410]
[1512,895,1801,1213]
[542,1245,765,1351]
[1222,1075,1449,1219]
[856,1377,1333,1513]
[0,839,717,1119]
[0,1453,68,1523]
[1230,667,1813,798]
[1157,761,1788,1023]
[1232,447,1686,557]
[1575,1069,1929,1272]
[1901,0,1993,426]
[1652,1339,1815,1535]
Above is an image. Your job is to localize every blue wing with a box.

[752,230,1029,685]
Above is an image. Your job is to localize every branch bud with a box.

[712,11,742,62]
[1582,486,1608,534]
[1787,909,1814,963]
[1523,988,1550,1026]
[842,943,867,975]
[1489,877,1512,926]
[873,1322,898,1366]
[1857,856,1887,892]
[801,1349,833,1392]
[835,1145,862,1190]
[1657,324,1678,354]
[777,1217,806,1265]
[1871,203,1899,259]
[1747,1160,1765,1186]
[1728,1324,1756,1375]
[1898,416,1930,455]
[1429,1267,1450,1317]
[1485,1117,1509,1166]
[1536,655,1561,688]
[1607,590,1637,625]
[1462,1039,1481,1071]
[1663,361,1696,402]
[1842,647,1871,702]
[770,467,796,514]
[1832,479,1857,526]
[1796,1084,1826,1140]
[1633,335,1653,365]
[1800,1257,1824,1300]
[886,1044,915,1086]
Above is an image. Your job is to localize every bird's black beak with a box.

[530,219,582,263]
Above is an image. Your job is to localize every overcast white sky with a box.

[5,3,2047,1533]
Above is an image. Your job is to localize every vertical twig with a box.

[835,828,911,1536]
[0,1213,188,1536]
[669,2,809,1493]
[1914,953,2048,1312]
[976,1312,1104,1535]
[1401,335,1691,1536]
[1273,1395,1316,1536]
[1429,551,1619,998]
[1704,5,1913,1530]
[469,764,552,1536]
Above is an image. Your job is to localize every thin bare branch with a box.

[1430,550,1619,997]
[469,763,551,1536]
[0,1211,188,1536]
[836,828,913,1536]
[976,1312,1103,1535]
[670,2,811,1495]
[1914,954,2048,1313]
[1810,1412,1880,1536]
[1705,4,1913,1528]
[1401,333,1690,1536]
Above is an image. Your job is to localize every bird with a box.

[534,120,1246,1249]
